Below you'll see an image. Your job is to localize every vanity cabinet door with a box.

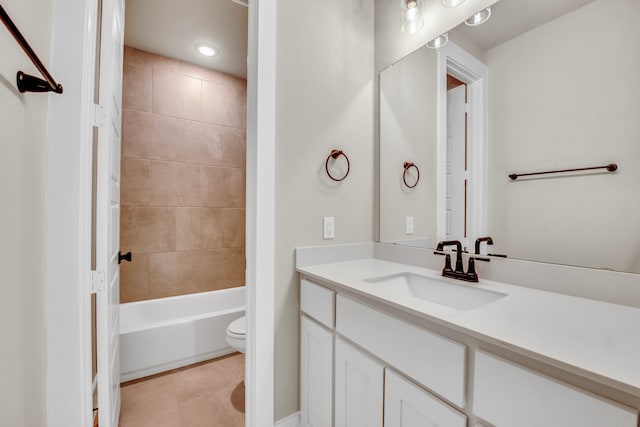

[334,337,384,427]
[384,369,467,427]
[474,350,638,427]
[300,316,333,427]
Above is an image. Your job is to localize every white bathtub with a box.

[119,287,245,382]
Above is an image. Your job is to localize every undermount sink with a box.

[364,272,507,310]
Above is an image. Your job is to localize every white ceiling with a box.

[124,0,248,78]
[450,0,596,52]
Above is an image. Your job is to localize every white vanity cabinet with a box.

[384,369,467,427]
[473,350,638,427]
[334,337,384,427]
[300,276,639,427]
[300,279,336,427]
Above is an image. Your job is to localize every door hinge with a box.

[90,270,106,294]
[93,103,107,128]
[465,103,471,113]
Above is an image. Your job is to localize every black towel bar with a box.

[509,163,617,180]
[1,4,63,94]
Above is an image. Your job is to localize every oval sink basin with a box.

[364,272,507,310]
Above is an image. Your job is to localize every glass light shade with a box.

[401,0,424,35]
[465,7,492,26]
[196,44,217,57]
[441,0,466,7]
[426,33,449,49]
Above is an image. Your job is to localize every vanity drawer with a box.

[474,350,638,427]
[336,295,466,407]
[301,279,335,329]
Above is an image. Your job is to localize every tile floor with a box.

[119,353,245,427]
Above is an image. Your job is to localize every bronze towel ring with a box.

[325,149,350,182]
[403,162,420,188]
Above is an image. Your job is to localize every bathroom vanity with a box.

[297,251,640,427]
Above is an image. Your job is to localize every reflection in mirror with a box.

[380,45,437,248]
[379,0,640,273]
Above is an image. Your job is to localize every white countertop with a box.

[298,258,640,397]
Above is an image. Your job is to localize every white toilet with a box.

[226,315,246,353]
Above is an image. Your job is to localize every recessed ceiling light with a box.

[427,33,449,49]
[196,44,217,57]
[465,7,491,26]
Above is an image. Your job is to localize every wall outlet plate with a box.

[323,216,335,239]
[406,216,414,235]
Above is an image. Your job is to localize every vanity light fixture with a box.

[441,0,466,7]
[465,7,492,26]
[401,0,424,35]
[196,44,217,57]
[427,32,449,49]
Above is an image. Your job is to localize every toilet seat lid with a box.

[228,316,246,336]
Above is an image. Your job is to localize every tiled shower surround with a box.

[120,46,246,303]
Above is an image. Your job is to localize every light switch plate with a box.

[406,216,414,235]
[323,216,335,239]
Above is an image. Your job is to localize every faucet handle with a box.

[465,257,479,282]
[442,253,453,275]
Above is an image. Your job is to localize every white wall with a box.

[0,1,51,426]
[379,46,437,245]
[486,0,640,272]
[275,0,375,419]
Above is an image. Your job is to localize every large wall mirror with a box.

[379,0,640,273]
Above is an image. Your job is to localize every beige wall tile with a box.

[149,161,201,206]
[122,109,180,161]
[152,69,202,121]
[121,47,247,302]
[177,120,224,166]
[202,81,245,128]
[120,252,150,303]
[222,209,245,248]
[121,158,150,205]
[121,207,176,253]
[226,271,246,288]
[222,128,246,169]
[124,46,180,72]
[123,62,152,112]
[201,167,245,208]
[176,208,223,251]
[148,252,179,299]
[194,249,244,292]
[179,61,226,86]
[225,75,248,91]
[122,111,223,166]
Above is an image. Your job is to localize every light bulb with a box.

[442,0,466,7]
[401,0,424,35]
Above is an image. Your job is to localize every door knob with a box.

[118,251,132,264]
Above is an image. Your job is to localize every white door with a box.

[384,369,466,427]
[300,316,333,427]
[95,0,125,425]
[446,84,466,245]
[334,337,384,427]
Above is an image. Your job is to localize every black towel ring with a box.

[403,162,420,188]
[325,149,350,182]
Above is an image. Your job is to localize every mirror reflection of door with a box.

[446,75,467,246]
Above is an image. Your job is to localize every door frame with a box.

[45,0,276,426]
[436,41,488,249]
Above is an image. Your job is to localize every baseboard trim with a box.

[274,411,300,427]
